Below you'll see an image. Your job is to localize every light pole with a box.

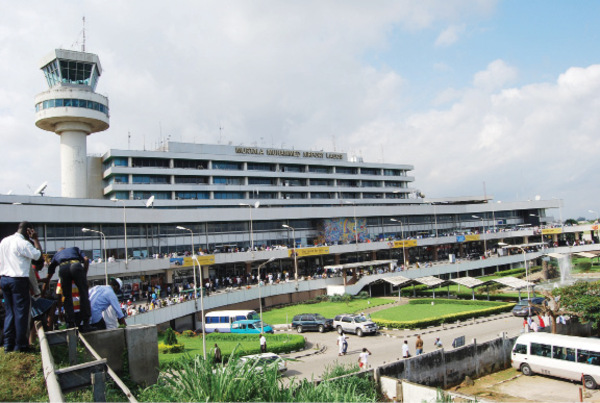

[499,242,530,300]
[472,215,487,255]
[239,201,260,259]
[257,257,276,330]
[82,228,108,285]
[282,224,299,290]
[390,218,406,268]
[192,254,207,359]
[589,210,600,244]
[112,199,128,265]
[176,226,198,300]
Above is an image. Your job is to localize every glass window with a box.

[361,168,379,176]
[531,343,551,358]
[247,163,275,171]
[214,192,244,199]
[336,167,357,175]
[513,344,527,354]
[213,161,242,170]
[552,346,575,361]
[578,349,600,365]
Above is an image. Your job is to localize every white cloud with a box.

[435,24,466,47]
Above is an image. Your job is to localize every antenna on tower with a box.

[82,16,86,52]
[218,124,224,144]
[128,131,131,150]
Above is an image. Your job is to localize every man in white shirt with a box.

[88,278,127,330]
[358,347,371,368]
[402,340,411,358]
[260,334,267,353]
[0,222,42,352]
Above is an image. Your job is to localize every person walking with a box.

[358,347,371,368]
[415,334,424,355]
[402,340,411,358]
[0,222,42,352]
[44,247,90,329]
[213,343,222,363]
[337,332,348,356]
[260,333,267,353]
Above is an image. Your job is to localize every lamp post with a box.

[82,228,108,285]
[499,242,530,300]
[282,224,299,290]
[390,218,406,268]
[257,257,276,329]
[589,210,600,244]
[111,199,128,265]
[239,201,260,259]
[176,226,198,300]
[472,215,487,255]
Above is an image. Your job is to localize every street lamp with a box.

[472,215,487,255]
[499,242,530,300]
[239,201,260,258]
[111,199,128,265]
[176,226,198,300]
[390,218,407,268]
[82,228,108,285]
[257,257,276,329]
[282,224,299,290]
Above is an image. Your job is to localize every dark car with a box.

[512,297,546,317]
[291,313,333,333]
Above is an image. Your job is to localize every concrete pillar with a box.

[56,121,91,198]
[126,325,159,385]
[524,236,529,244]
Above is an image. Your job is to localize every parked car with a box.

[291,313,333,333]
[512,297,546,317]
[230,319,274,334]
[333,314,378,337]
[239,353,287,374]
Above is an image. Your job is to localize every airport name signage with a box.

[235,147,343,160]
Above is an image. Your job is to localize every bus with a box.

[511,332,600,389]
[203,310,260,333]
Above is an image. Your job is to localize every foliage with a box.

[356,291,370,299]
[372,299,514,329]
[181,329,195,337]
[577,261,592,272]
[341,293,353,306]
[164,327,178,345]
[138,357,378,402]
[553,280,600,329]
[158,342,185,354]
[565,218,579,226]
[321,362,360,380]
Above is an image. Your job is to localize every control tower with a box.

[34,49,109,198]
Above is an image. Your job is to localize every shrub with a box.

[158,342,185,354]
[164,328,178,345]
[182,330,195,338]
[578,261,592,272]
[356,291,369,299]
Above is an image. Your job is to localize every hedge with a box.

[372,299,515,330]
[158,342,185,354]
[205,333,306,357]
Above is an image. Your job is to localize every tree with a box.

[564,218,579,226]
[165,327,178,345]
[552,281,600,332]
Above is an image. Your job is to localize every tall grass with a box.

[139,352,378,402]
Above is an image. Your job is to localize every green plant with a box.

[578,262,592,272]
[158,343,185,354]
[164,328,178,346]
[182,330,195,338]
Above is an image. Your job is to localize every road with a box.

[279,312,525,380]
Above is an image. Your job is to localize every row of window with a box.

[113,191,408,201]
[42,59,99,90]
[515,342,600,365]
[103,157,408,176]
[35,98,108,115]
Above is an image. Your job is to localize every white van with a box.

[511,332,600,389]
[203,310,259,333]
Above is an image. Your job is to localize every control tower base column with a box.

[56,121,91,199]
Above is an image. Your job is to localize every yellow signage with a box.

[542,228,563,235]
[289,247,330,257]
[170,255,215,268]
[389,240,418,248]
[464,235,480,242]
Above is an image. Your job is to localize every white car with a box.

[239,353,287,374]
[333,314,379,337]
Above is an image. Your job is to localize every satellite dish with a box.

[254,201,260,209]
[34,182,48,196]
[145,195,155,208]
[535,195,541,201]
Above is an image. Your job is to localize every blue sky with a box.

[1,1,600,219]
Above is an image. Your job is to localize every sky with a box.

[1,0,599,220]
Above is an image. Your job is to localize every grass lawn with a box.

[371,302,504,322]
[260,298,393,324]
[158,332,305,364]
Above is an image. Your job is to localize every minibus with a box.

[512,332,600,389]
[203,310,259,333]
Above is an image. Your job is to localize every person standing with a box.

[213,343,222,363]
[415,334,424,355]
[337,332,348,356]
[45,247,90,329]
[358,347,371,368]
[260,333,267,353]
[0,222,42,352]
[402,340,411,358]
